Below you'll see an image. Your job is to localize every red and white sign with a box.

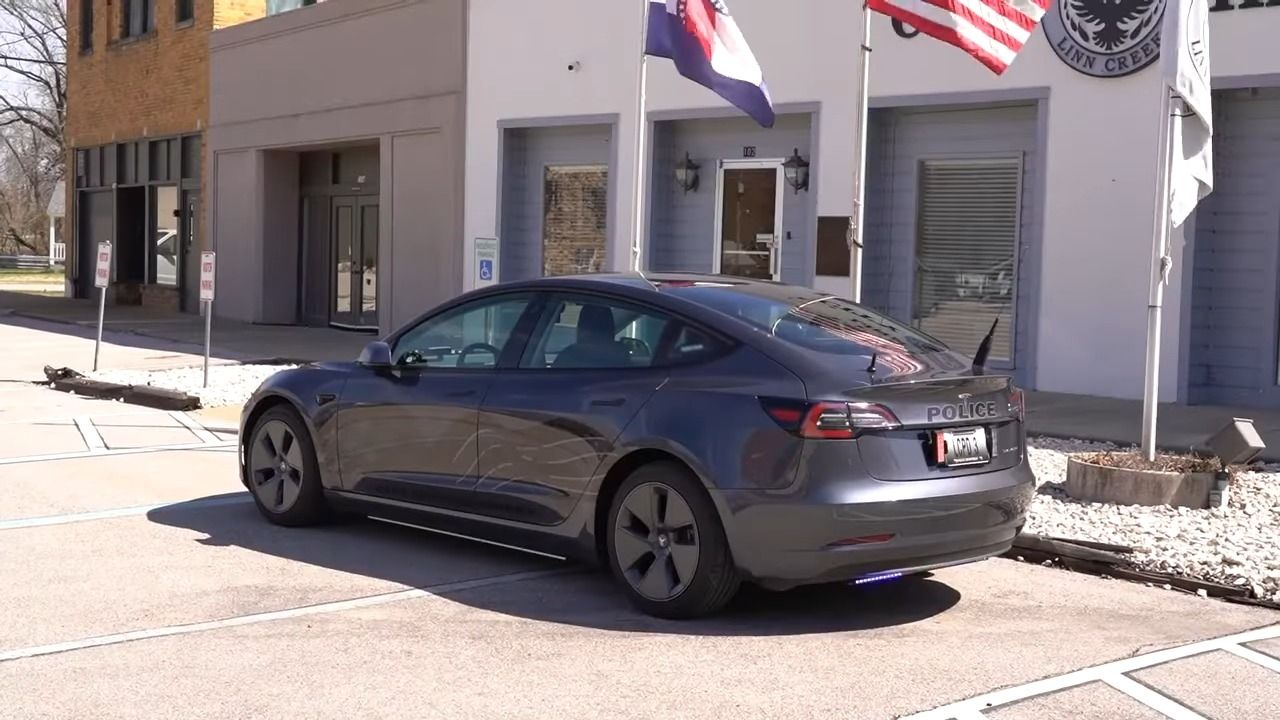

[199,251,216,302]
[93,243,112,289]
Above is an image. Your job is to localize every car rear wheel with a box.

[606,462,740,619]
[246,405,329,527]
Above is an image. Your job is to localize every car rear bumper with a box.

[712,459,1035,590]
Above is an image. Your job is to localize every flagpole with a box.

[630,0,652,273]
[1140,86,1176,462]
[849,1,873,303]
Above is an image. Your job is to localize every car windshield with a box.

[659,282,949,358]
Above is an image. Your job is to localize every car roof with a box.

[475,272,844,365]
[494,271,822,300]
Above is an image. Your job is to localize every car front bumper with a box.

[713,459,1035,590]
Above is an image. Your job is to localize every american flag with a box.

[868,0,1052,75]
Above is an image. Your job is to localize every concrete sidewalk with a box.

[0,290,372,365]
[1026,390,1279,463]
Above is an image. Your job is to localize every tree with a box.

[0,0,65,254]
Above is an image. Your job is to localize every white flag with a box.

[1161,0,1213,227]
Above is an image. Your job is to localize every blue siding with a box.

[648,113,815,285]
[499,124,613,282]
[861,104,1040,383]
[1188,89,1280,409]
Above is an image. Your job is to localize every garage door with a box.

[862,103,1040,387]
[1188,89,1280,409]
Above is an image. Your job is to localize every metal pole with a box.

[203,298,212,388]
[848,1,873,303]
[1141,88,1176,462]
[629,0,652,273]
[93,283,105,372]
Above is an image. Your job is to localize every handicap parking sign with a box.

[479,258,494,281]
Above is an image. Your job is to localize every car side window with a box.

[662,324,725,366]
[391,294,532,369]
[521,296,673,370]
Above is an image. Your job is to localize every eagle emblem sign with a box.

[1042,0,1166,77]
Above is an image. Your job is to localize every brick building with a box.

[66,0,267,311]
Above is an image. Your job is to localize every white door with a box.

[713,160,784,281]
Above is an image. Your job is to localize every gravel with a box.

[87,363,297,409]
[1027,437,1280,604]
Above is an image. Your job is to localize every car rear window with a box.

[663,284,949,357]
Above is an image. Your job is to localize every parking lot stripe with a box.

[0,567,572,664]
[74,417,105,451]
[901,623,1280,719]
[0,495,253,531]
[1223,644,1280,673]
[0,439,237,466]
[169,411,223,445]
[1101,675,1206,720]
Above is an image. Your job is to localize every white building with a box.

[462,0,1280,410]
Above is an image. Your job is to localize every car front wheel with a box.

[605,461,740,619]
[246,405,330,527]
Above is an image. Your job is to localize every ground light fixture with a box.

[783,147,810,194]
[675,152,700,193]
[1207,417,1266,467]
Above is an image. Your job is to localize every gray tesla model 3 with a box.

[238,273,1035,618]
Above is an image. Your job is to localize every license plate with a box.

[935,427,991,467]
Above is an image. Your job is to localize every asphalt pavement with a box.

[1,317,1277,719]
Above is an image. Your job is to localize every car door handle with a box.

[590,397,626,407]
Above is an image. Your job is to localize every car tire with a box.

[244,405,330,527]
[605,461,741,619]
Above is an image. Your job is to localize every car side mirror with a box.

[358,340,393,368]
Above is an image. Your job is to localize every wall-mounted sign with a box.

[475,237,499,287]
[742,146,757,158]
[1210,0,1280,13]
[1042,0,1165,78]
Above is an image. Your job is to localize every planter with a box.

[1064,456,1221,509]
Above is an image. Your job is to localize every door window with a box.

[392,294,534,369]
[521,297,674,370]
[717,165,780,280]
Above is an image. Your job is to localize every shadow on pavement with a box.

[148,493,962,637]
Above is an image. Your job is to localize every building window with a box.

[542,165,607,277]
[122,0,154,38]
[267,0,318,16]
[176,0,194,24]
[80,0,94,52]
[912,158,1022,362]
[815,216,852,277]
[153,186,180,286]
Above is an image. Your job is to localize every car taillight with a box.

[760,398,900,439]
[1008,387,1025,421]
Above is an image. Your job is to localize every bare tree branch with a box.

[0,0,64,254]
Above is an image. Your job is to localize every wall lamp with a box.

[783,147,810,194]
[675,152,700,194]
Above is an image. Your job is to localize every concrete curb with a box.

[49,376,201,411]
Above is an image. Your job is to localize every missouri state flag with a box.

[645,0,776,128]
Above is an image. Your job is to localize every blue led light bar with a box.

[852,571,904,586]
